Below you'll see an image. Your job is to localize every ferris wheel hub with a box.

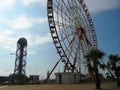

[74,17,84,31]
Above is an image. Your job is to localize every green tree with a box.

[84,48,105,89]
[107,54,120,86]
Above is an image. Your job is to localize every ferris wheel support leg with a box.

[64,60,69,72]
[45,58,61,83]
[100,59,115,79]
[72,57,77,72]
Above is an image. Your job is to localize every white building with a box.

[29,75,39,84]
[55,72,82,84]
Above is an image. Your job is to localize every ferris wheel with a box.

[46,0,97,81]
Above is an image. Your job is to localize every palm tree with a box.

[84,48,105,89]
[107,54,120,86]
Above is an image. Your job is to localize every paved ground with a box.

[0,82,120,90]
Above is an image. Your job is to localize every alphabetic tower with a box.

[14,37,27,83]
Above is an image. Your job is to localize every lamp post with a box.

[10,53,16,55]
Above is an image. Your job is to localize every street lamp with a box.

[10,53,16,55]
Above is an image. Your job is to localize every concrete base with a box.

[55,72,81,84]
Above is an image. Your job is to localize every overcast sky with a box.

[0,0,120,79]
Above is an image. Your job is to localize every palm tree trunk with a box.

[115,67,120,86]
[94,59,101,89]
[95,68,101,89]
[116,73,120,86]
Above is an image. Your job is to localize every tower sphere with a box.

[17,37,27,47]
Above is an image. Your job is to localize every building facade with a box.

[55,72,82,84]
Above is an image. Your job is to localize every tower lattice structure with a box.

[14,37,27,77]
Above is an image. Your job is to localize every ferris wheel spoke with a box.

[59,28,75,42]
[79,37,90,55]
[76,45,85,65]
[70,0,79,17]
[59,32,74,42]
[79,0,98,47]
[53,3,74,25]
[55,21,74,29]
[67,0,77,18]
[61,0,78,23]
[53,1,77,31]
[58,24,76,49]
[62,0,71,14]
[72,39,81,72]
[76,27,92,48]
[58,24,75,44]
[65,34,79,63]
[64,33,76,55]
[77,51,85,64]
[58,33,76,61]
[74,1,92,41]
[61,0,77,21]
[67,0,82,21]
[53,9,73,28]
[81,32,92,47]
